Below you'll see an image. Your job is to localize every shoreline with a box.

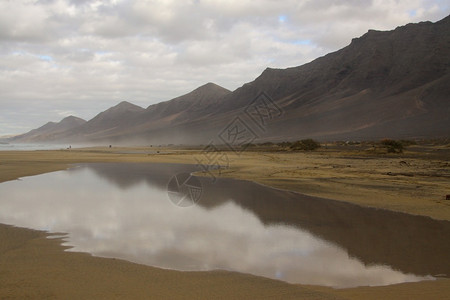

[1,146,449,220]
[2,223,448,299]
[1,147,449,299]
[0,223,332,299]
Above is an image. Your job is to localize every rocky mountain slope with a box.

[12,116,86,143]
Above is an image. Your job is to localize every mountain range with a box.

[11,15,450,145]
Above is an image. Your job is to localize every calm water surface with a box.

[0,143,71,151]
[0,163,449,288]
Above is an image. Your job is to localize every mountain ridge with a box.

[11,15,450,144]
[11,115,86,143]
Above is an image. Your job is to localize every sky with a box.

[0,0,448,136]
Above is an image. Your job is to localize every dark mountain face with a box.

[137,15,449,143]
[13,16,450,144]
[205,16,450,141]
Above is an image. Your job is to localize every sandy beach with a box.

[0,146,449,299]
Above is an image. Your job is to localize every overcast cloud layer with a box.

[0,0,448,136]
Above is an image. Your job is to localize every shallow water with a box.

[0,163,449,288]
[0,143,73,151]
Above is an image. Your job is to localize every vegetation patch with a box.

[289,139,321,151]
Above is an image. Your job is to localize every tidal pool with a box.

[0,163,448,288]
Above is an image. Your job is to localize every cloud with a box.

[0,0,448,136]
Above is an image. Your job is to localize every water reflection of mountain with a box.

[86,162,450,278]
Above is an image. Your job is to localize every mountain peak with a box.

[82,101,145,132]
[194,82,231,94]
[60,115,86,123]
[11,115,86,142]
[105,101,145,115]
[58,116,87,130]
[143,82,232,120]
[154,82,231,106]
[114,101,143,109]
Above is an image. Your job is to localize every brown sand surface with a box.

[0,146,449,299]
[308,279,450,300]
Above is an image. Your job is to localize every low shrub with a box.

[381,139,404,153]
[277,141,292,148]
[290,139,321,151]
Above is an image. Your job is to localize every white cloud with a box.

[0,0,448,135]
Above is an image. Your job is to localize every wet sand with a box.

[0,224,334,299]
[0,147,449,299]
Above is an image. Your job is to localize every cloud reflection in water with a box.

[0,164,433,288]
